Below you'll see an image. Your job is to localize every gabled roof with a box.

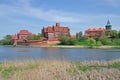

[43,23,70,33]
[18,30,32,35]
[11,35,18,40]
[86,27,105,32]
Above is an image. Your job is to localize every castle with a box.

[42,23,70,41]
[11,20,112,45]
[85,20,112,39]
[11,23,70,45]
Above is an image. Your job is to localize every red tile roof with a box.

[11,35,18,40]
[86,28,104,32]
[43,23,70,33]
[18,30,33,35]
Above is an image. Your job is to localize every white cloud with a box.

[0,0,84,23]
[0,0,120,25]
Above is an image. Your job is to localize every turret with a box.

[105,20,112,30]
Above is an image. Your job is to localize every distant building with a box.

[11,30,35,45]
[105,20,112,30]
[85,28,105,40]
[42,23,70,41]
[17,30,35,40]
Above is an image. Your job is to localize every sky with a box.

[0,0,120,39]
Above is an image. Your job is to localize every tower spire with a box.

[105,19,112,30]
[107,19,110,25]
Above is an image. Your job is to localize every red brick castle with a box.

[42,23,70,41]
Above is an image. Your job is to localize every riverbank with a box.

[0,59,120,80]
[1,44,120,49]
[30,45,120,49]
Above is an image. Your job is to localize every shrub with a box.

[96,41,103,46]
[100,37,112,45]
[87,38,96,48]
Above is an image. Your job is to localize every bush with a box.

[0,40,12,45]
[96,41,102,46]
[59,35,78,45]
[113,39,120,45]
[87,38,96,48]
[100,37,112,45]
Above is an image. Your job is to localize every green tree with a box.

[27,33,43,40]
[78,31,83,38]
[105,30,118,39]
[4,35,11,40]
[0,35,12,45]
[100,37,112,45]
[59,35,69,45]
[68,38,78,45]
[87,38,96,48]
[96,41,102,46]
[118,30,120,38]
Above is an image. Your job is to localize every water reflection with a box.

[0,46,120,62]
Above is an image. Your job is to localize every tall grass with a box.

[0,59,120,80]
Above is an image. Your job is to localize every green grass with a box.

[1,67,17,78]
[108,63,120,69]
[78,66,92,71]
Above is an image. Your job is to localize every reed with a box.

[0,59,120,80]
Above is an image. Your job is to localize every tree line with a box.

[59,30,120,47]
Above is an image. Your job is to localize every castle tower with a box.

[105,20,112,30]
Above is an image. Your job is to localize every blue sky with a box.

[0,0,120,39]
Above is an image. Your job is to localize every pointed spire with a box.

[107,19,110,25]
[105,19,112,30]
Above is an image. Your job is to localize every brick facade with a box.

[85,28,105,40]
[42,23,70,41]
[11,30,35,45]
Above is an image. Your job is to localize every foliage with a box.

[78,66,92,71]
[78,36,86,42]
[0,35,12,45]
[59,35,78,45]
[96,41,103,46]
[118,30,120,38]
[100,37,112,45]
[27,33,42,40]
[87,38,96,48]
[78,31,83,38]
[108,63,120,70]
[112,39,120,45]
[0,39,12,45]
[105,30,118,39]
[1,67,16,78]
[4,35,11,40]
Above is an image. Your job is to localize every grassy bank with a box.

[30,44,120,49]
[0,59,120,80]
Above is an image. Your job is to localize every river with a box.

[0,46,120,61]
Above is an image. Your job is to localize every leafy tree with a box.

[27,33,43,40]
[96,41,102,46]
[87,38,96,48]
[0,35,12,45]
[68,38,78,45]
[59,34,78,45]
[0,40,11,45]
[59,35,69,45]
[78,36,86,42]
[78,31,83,38]
[4,35,11,40]
[118,30,120,38]
[100,37,112,45]
[105,30,118,39]
[113,39,120,45]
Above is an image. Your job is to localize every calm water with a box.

[0,46,120,61]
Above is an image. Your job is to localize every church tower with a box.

[105,20,112,30]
